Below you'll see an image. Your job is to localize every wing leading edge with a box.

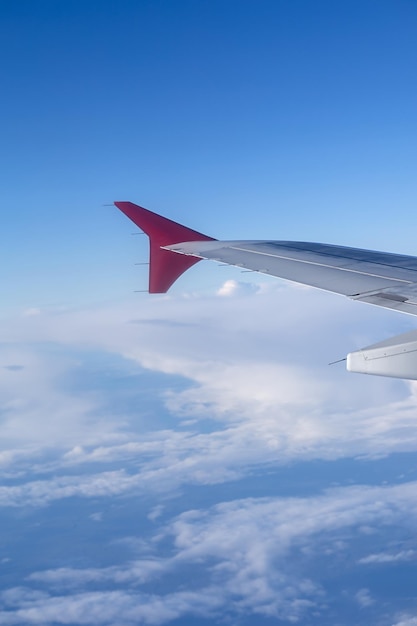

[115,201,417,379]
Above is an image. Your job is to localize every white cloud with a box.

[358,549,417,564]
[7,480,417,624]
[0,345,121,451]
[393,618,417,626]
[0,588,223,625]
[0,284,417,505]
[148,505,165,522]
[355,588,374,607]
[28,559,168,587]
[21,308,41,317]
[216,279,257,296]
[216,278,239,296]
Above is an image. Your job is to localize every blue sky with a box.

[2,1,417,625]
[1,0,417,307]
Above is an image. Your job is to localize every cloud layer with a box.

[3,480,417,624]
[1,282,417,624]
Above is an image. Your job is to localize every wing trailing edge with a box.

[114,201,215,293]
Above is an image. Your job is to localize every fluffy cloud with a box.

[0,344,121,451]
[393,618,417,626]
[359,550,417,564]
[0,283,416,500]
[5,480,417,624]
[0,588,223,625]
[1,282,417,624]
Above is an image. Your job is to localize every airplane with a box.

[115,201,417,381]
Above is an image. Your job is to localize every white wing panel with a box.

[167,240,417,316]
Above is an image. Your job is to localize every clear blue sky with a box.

[1,0,417,307]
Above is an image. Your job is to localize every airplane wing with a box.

[115,201,417,379]
[167,239,417,316]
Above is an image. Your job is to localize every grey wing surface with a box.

[167,239,417,316]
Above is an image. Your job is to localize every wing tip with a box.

[115,200,214,293]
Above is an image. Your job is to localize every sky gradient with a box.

[1,1,417,624]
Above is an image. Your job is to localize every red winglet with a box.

[114,201,215,293]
